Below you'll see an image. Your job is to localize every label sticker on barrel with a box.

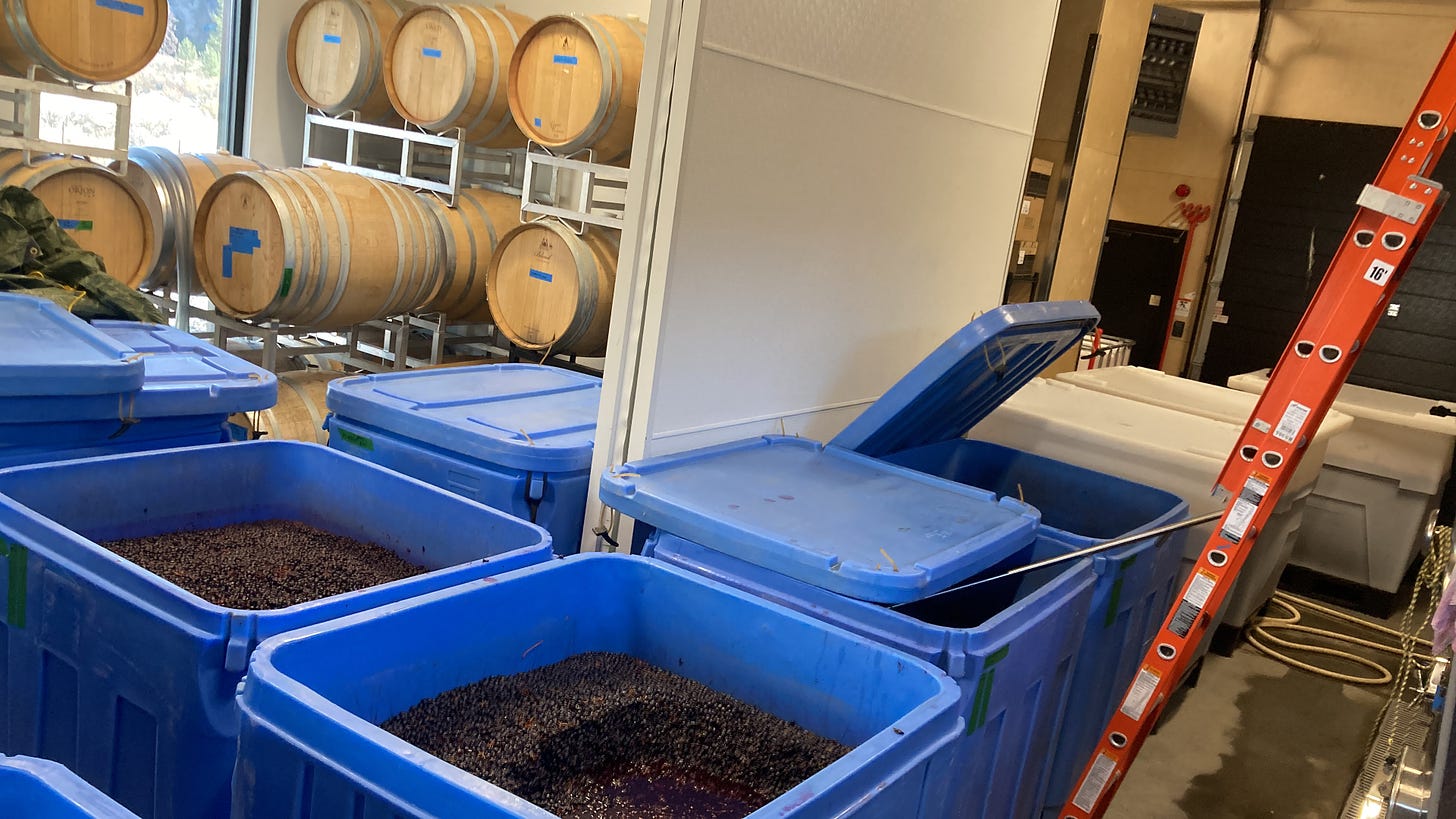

[56,219,93,231]
[1273,400,1310,444]
[323,34,343,44]
[1120,666,1162,721]
[529,268,553,283]
[278,267,293,299]
[422,48,443,59]
[1071,753,1118,813]
[96,0,146,15]
[553,54,579,65]
[1168,569,1217,638]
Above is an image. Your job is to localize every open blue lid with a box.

[326,364,600,473]
[599,436,1040,604]
[830,301,1099,458]
[0,294,144,396]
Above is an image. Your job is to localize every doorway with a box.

[1089,220,1186,369]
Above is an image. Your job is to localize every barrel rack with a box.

[0,66,132,169]
[144,109,627,376]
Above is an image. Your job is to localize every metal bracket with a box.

[520,142,629,232]
[0,66,132,169]
[302,110,524,203]
[1358,182,1431,225]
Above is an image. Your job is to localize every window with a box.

[39,0,240,153]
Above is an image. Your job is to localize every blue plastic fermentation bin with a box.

[604,302,1126,818]
[326,364,599,555]
[880,440,1188,816]
[232,554,964,819]
[0,441,554,819]
[0,295,277,465]
[0,755,141,818]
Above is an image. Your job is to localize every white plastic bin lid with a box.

[0,293,144,396]
[1059,366,1353,449]
[1228,368,1456,493]
[968,378,1249,517]
[830,301,1100,458]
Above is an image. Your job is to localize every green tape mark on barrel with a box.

[966,644,1011,733]
[337,428,374,451]
[0,537,27,629]
[278,267,293,298]
[1105,554,1139,628]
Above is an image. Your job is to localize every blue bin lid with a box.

[599,436,1040,604]
[326,363,601,473]
[92,321,278,416]
[829,301,1100,458]
[0,293,144,396]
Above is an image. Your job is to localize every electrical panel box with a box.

[1128,5,1202,138]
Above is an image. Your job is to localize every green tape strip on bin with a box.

[967,644,1011,733]
[1104,555,1139,628]
[0,536,26,628]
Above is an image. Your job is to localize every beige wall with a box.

[1092,0,1456,376]
[1108,4,1260,374]
[1044,0,1155,374]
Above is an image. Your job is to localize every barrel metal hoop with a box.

[296,169,353,326]
[456,5,507,139]
[275,168,335,323]
[232,172,298,320]
[570,16,620,154]
[368,177,413,316]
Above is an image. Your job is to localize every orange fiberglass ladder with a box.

[1061,30,1456,819]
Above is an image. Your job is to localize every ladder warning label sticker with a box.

[1273,401,1310,444]
[1072,753,1119,812]
[1364,259,1395,287]
[1170,569,1218,638]
[1220,475,1269,544]
[1120,666,1162,721]
[1252,419,1272,434]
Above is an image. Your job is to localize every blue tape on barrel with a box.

[529,269,553,283]
[323,34,343,44]
[96,0,145,15]
[553,54,578,65]
[423,48,443,58]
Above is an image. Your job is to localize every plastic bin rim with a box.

[242,553,964,816]
[0,441,555,623]
[0,754,141,817]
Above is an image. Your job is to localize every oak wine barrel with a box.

[254,370,342,444]
[0,0,168,84]
[485,220,618,356]
[117,147,268,290]
[507,14,646,163]
[418,187,520,323]
[384,3,532,146]
[0,151,155,289]
[193,167,444,329]
[287,0,413,120]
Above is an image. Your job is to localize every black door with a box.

[1089,220,1186,368]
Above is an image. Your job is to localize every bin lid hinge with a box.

[224,613,260,673]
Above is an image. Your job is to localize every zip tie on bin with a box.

[519,428,535,445]
[109,393,139,439]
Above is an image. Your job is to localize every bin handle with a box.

[889,509,1226,609]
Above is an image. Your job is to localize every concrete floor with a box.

[1104,593,1419,818]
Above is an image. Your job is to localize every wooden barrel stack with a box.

[0,0,169,84]
[287,0,414,120]
[0,151,156,289]
[193,167,446,329]
[117,148,268,291]
[508,14,646,163]
[486,221,619,356]
[385,4,533,146]
[252,370,342,444]
[418,188,521,323]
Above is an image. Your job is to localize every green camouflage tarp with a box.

[0,185,164,323]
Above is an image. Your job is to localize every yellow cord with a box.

[1246,526,1449,686]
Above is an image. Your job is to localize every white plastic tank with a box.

[967,377,1330,642]
[1228,369,1456,593]
[1056,366,1353,628]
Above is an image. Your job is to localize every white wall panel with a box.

[700,0,1059,134]
[643,49,1031,452]
[623,0,1060,458]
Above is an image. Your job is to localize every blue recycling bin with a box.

[231,554,965,819]
[604,301,1152,818]
[0,755,141,818]
[0,441,554,819]
[0,294,276,465]
[326,364,599,555]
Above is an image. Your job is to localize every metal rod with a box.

[891,509,1226,609]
